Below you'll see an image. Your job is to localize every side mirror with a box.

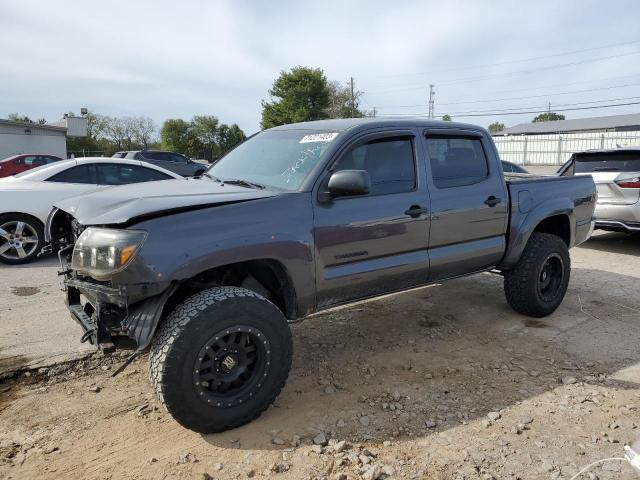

[327,170,371,197]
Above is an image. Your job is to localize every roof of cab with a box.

[269,117,487,133]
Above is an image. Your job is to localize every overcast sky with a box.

[2,0,640,135]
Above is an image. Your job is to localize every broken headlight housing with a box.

[71,228,147,280]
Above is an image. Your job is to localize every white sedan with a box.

[0,157,183,264]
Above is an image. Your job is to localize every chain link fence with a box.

[492,131,640,166]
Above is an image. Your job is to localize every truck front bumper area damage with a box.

[65,277,176,352]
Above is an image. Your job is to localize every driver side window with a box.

[334,136,416,196]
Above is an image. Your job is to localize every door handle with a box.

[404,205,428,218]
[484,196,502,207]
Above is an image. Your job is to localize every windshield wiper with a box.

[592,168,620,172]
[203,172,222,182]
[221,178,266,190]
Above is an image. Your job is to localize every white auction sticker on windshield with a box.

[299,132,339,143]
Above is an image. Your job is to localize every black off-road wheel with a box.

[0,214,44,265]
[149,286,293,433]
[504,232,571,318]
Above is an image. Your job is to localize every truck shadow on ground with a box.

[201,260,640,451]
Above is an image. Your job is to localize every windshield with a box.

[206,129,339,191]
[574,153,640,173]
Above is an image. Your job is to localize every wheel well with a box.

[0,212,44,230]
[165,259,296,319]
[533,215,570,246]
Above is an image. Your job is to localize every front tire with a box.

[149,286,293,433]
[504,233,570,318]
[0,214,44,265]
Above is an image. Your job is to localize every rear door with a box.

[313,129,430,308]
[569,152,640,205]
[422,129,508,279]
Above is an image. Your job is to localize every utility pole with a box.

[350,77,355,118]
[428,84,435,119]
[548,101,551,113]
[372,106,377,118]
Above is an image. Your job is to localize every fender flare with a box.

[498,196,574,270]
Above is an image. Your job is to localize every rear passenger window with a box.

[426,136,489,188]
[335,136,416,195]
[47,165,96,184]
[96,164,172,185]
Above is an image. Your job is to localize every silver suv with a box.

[560,148,640,232]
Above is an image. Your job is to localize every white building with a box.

[492,113,640,165]
[0,116,87,160]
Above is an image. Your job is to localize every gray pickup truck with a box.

[47,119,596,433]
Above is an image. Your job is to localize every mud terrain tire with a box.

[149,286,293,433]
[504,232,570,318]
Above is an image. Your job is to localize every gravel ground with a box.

[0,231,639,479]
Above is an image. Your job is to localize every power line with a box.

[381,95,640,116]
[367,50,640,94]
[375,100,640,118]
[374,81,640,109]
[368,38,640,80]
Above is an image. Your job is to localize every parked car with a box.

[0,158,182,264]
[559,148,640,232]
[112,150,206,177]
[48,118,596,433]
[0,154,63,178]
[501,160,529,174]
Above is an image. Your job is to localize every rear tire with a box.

[149,286,293,433]
[0,214,44,265]
[504,232,570,318]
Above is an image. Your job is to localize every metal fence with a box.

[492,131,640,166]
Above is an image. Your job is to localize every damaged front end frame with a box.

[64,275,177,374]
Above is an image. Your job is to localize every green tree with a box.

[160,118,193,154]
[441,114,452,121]
[190,115,220,158]
[215,123,246,158]
[532,112,565,123]
[160,117,246,161]
[261,66,330,129]
[488,122,505,133]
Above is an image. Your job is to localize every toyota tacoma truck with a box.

[47,119,596,433]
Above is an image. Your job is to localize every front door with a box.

[313,130,430,309]
[422,130,508,279]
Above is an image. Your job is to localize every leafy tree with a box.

[160,116,245,161]
[190,115,220,158]
[215,123,246,158]
[488,122,505,133]
[532,112,565,123]
[160,118,193,154]
[326,80,366,118]
[441,114,452,121]
[261,66,330,129]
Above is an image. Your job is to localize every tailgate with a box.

[579,172,640,205]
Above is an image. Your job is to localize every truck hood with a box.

[53,178,278,225]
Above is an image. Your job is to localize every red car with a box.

[0,154,64,178]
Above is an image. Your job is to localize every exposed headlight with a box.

[71,228,147,280]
